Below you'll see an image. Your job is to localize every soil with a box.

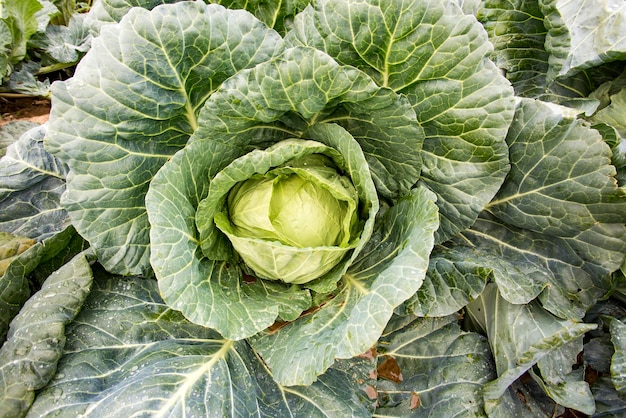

[0,96,51,126]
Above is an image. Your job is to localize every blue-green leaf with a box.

[26,274,374,417]
[0,124,69,241]
[467,284,596,414]
[375,316,494,416]
[487,99,626,237]
[0,252,93,417]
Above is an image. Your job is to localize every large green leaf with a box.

[541,0,626,82]
[45,2,283,276]
[26,272,375,417]
[375,315,494,416]
[400,246,489,318]
[0,233,34,277]
[487,99,626,237]
[287,0,515,242]
[467,99,626,321]
[83,0,182,33]
[0,227,78,344]
[588,74,626,186]
[0,19,11,80]
[0,124,69,241]
[401,244,549,318]
[460,215,622,320]
[0,235,34,344]
[0,252,93,418]
[583,301,626,416]
[85,0,312,35]
[477,0,549,98]
[28,14,91,64]
[467,284,597,415]
[0,121,39,158]
[589,73,626,138]
[592,375,626,417]
[485,378,566,418]
[449,98,626,322]
[249,186,439,386]
[0,0,42,63]
[477,0,626,114]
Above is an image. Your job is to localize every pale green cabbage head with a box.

[215,152,360,284]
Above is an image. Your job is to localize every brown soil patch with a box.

[0,97,51,126]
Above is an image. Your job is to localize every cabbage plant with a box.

[1,0,626,416]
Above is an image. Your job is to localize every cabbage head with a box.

[206,142,360,284]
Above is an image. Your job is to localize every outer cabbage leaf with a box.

[0,124,69,241]
[83,0,181,34]
[589,72,626,137]
[593,376,626,417]
[287,0,515,242]
[4,61,50,97]
[26,273,375,417]
[0,19,11,80]
[477,0,622,113]
[0,236,34,344]
[0,227,83,345]
[466,284,597,415]
[541,0,626,82]
[45,2,284,276]
[583,301,626,416]
[401,244,549,318]
[375,315,494,416]
[485,378,566,418]
[0,0,42,64]
[249,185,439,386]
[458,98,626,320]
[217,0,312,34]
[0,252,92,417]
[589,75,626,186]
[460,215,623,321]
[0,233,34,277]
[28,14,92,64]
[0,121,39,158]
[487,99,626,237]
[477,0,550,98]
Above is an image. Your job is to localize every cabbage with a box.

[211,145,360,284]
[1,0,625,416]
